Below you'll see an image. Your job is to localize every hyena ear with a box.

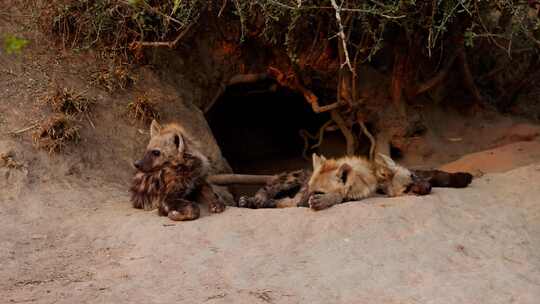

[312,154,326,169]
[337,163,352,184]
[173,133,185,153]
[150,120,162,138]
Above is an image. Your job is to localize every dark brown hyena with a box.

[130,120,225,221]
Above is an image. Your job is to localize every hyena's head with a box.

[308,154,351,197]
[134,120,186,172]
[374,153,412,196]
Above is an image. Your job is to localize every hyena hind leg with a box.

[160,198,200,221]
[238,170,309,209]
[412,170,473,188]
[197,183,226,213]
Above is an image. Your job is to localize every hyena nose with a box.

[134,160,142,170]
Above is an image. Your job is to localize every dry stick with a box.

[132,22,195,49]
[330,109,355,156]
[7,123,38,135]
[86,113,96,129]
[207,174,274,185]
[218,0,228,17]
[330,0,354,73]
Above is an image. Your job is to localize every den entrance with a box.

[206,80,347,175]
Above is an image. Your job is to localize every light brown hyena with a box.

[130,120,225,221]
[237,153,472,211]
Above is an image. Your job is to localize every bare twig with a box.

[330,0,354,73]
[218,0,228,17]
[86,113,96,129]
[131,22,195,49]
[7,123,38,135]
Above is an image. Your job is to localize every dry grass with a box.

[90,64,135,92]
[127,94,159,124]
[32,115,80,154]
[0,152,23,169]
[41,87,94,116]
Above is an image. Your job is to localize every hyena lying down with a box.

[130,120,225,221]
[236,153,472,210]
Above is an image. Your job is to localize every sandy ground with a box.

[2,5,540,303]
[2,143,540,304]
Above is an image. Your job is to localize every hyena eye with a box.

[152,150,161,157]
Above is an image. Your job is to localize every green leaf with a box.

[172,0,182,16]
[3,35,29,55]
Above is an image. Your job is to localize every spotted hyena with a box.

[237,153,472,211]
[131,120,225,221]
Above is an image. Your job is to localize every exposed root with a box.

[204,73,270,113]
[127,94,160,124]
[357,112,376,161]
[32,115,80,154]
[268,67,345,113]
[299,120,334,159]
[331,109,355,156]
[412,52,458,96]
[457,47,483,104]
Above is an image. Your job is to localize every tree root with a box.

[331,109,356,156]
[268,67,346,113]
[412,52,458,96]
[299,120,334,159]
[457,47,483,104]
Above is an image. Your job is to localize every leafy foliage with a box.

[3,35,29,54]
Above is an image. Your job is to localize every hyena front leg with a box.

[308,193,344,211]
[198,182,226,213]
[159,198,200,221]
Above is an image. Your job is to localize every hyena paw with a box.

[409,181,432,195]
[238,196,249,208]
[209,201,226,213]
[167,204,200,221]
[309,194,330,211]
[237,196,260,209]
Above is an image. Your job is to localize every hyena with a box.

[237,153,472,211]
[131,120,225,221]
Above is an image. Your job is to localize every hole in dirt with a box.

[390,145,403,160]
[206,80,345,175]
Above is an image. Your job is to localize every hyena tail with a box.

[412,170,473,188]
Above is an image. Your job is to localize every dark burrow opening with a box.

[206,80,347,175]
